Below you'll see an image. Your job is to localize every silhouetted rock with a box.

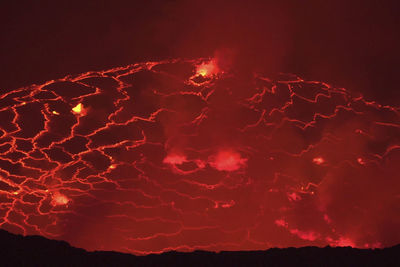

[0,229,398,266]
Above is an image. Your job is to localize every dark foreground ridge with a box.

[0,229,399,267]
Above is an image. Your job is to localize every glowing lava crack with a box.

[0,58,399,254]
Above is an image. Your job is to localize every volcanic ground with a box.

[0,58,399,254]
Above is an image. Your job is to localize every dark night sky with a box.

[1,0,399,105]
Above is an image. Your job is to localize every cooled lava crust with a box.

[0,58,399,254]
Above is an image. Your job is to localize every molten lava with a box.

[72,103,85,115]
[196,59,219,77]
[0,58,399,254]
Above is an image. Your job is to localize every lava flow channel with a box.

[0,58,399,254]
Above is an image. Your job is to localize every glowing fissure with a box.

[0,58,399,254]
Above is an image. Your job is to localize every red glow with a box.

[0,58,398,255]
[289,229,319,241]
[313,157,325,165]
[51,192,69,206]
[275,219,288,227]
[209,150,247,171]
[327,237,356,247]
[287,192,301,202]
[357,157,366,165]
[163,154,187,165]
